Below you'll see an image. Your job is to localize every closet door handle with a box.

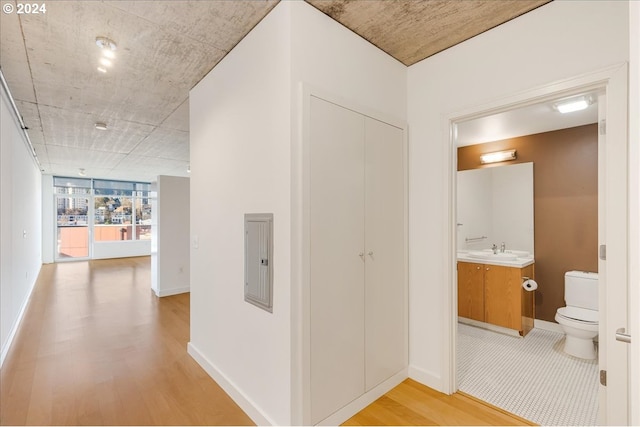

[368,251,374,256]
[358,252,364,257]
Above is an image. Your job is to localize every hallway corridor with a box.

[0,257,253,425]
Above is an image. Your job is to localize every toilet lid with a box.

[557,306,599,324]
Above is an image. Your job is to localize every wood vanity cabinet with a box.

[457,262,485,322]
[457,261,535,336]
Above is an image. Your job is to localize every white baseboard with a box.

[317,369,408,426]
[187,342,275,426]
[534,318,564,334]
[408,365,443,391]
[154,286,190,297]
[1,266,39,368]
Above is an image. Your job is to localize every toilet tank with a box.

[565,271,599,310]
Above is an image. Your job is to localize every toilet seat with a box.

[556,306,598,324]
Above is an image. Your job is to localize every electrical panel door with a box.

[244,213,273,312]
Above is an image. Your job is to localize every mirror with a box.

[457,162,534,255]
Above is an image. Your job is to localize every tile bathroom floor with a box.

[457,323,599,426]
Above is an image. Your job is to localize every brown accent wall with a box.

[458,124,598,322]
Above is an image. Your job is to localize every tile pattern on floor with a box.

[457,323,598,426]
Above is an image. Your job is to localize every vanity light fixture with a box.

[95,122,108,131]
[480,149,517,164]
[553,96,591,114]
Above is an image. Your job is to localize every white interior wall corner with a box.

[188,2,293,424]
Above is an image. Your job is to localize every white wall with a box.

[189,1,406,424]
[288,2,407,424]
[188,3,292,425]
[289,1,406,119]
[151,175,190,297]
[407,0,629,390]
[1,83,43,366]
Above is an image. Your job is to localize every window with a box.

[94,195,133,241]
[134,190,152,240]
[53,177,155,259]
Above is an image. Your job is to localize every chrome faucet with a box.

[500,242,506,253]
[492,244,498,254]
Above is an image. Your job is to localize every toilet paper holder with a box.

[521,276,538,291]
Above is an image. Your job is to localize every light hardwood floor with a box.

[0,257,253,426]
[344,379,535,426]
[1,257,534,426]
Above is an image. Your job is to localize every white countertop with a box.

[457,250,535,268]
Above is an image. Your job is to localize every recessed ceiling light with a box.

[553,97,591,114]
[97,67,107,73]
[78,168,87,176]
[95,36,117,51]
[99,58,112,67]
[95,122,108,131]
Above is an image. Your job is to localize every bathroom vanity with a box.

[457,251,535,336]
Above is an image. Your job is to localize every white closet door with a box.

[364,117,406,391]
[309,96,366,424]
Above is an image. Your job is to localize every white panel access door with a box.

[364,117,406,390]
[308,95,407,425]
[309,96,366,424]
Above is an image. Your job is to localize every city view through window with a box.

[54,177,153,259]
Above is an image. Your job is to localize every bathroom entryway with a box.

[446,66,630,425]
[457,323,598,425]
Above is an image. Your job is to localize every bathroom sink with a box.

[506,250,530,257]
[467,251,518,261]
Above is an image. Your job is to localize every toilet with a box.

[555,271,599,359]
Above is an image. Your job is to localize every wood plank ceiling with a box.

[0,0,550,182]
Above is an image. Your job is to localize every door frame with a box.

[442,64,629,424]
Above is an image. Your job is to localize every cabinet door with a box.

[457,262,484,321]
[309,96,366,424]
[484,265,522,330]
[364,117,405,391]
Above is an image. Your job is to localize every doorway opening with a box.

[444,65,629,427]
[454,92,599,424]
